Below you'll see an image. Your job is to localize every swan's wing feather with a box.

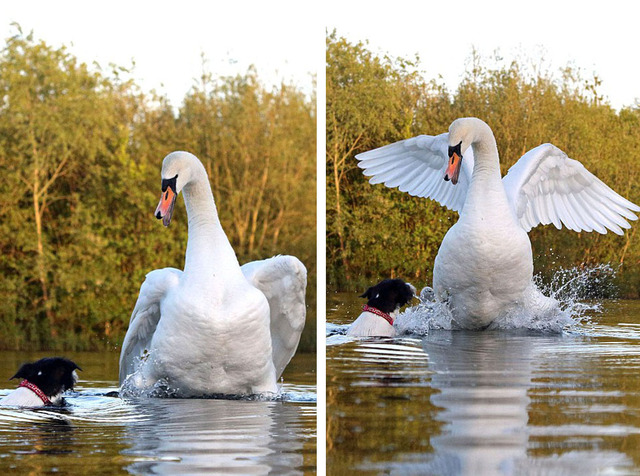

[356,133,474,213]
[241,256,307,379]
[503,143,640,234]
[118,268,182,384]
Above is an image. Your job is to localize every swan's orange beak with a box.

[444,152,462,185]
[444,141,463,185]
[155,187,176,227]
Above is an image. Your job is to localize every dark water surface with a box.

[327,294,640,475]
[0,351,316,475]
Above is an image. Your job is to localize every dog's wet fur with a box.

[347,279,416,337]
[360,279,416,312]
[1,357,81,407]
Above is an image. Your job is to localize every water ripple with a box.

[327,291,640,474]
[0,352,316,474]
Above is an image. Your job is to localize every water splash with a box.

[536,263,616,304]
[120,362,315,403]
[120,382,313,403]
[396,264,615,335]
[120,377,181,399]
[326,322,349,337]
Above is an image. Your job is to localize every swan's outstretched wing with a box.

[241,256,307,379]
[355,133,474,213]
[119,268,181,384]
[503,144,640,234]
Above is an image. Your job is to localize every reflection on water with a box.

[0,351,316,475]
[422,332,531,475]
[123,398,311,474]
[327,294,640,475]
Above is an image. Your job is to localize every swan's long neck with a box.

[465,125,510,214]
[181,175,242,281]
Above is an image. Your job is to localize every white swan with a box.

[119,151,306,396]
[356,118,639,329]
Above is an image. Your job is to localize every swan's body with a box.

[357,118,639,329]
[119,151,306,396]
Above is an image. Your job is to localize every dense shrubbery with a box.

[0,30,316,350]
[327,31,640,297]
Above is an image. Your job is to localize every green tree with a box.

[326,31,425,285]
[0,29,134,346]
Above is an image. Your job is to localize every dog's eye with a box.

[37,371,42,376]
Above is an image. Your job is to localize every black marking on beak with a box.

[448,141,462,162]
[161,174,178,193]
[444,141,463,184]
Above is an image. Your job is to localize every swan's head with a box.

[154,151,204,226]
[445,117,488,184]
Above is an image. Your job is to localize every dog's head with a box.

[360,279,416,313]
[10,357,81,397]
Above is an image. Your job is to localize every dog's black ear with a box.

[68,360,82,372]
[360,286,374,299]
[56,358,82,377]
[10,362,35,380]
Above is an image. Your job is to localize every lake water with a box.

[327,293,640,475]
[0,350,316,475]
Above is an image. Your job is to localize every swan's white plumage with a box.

[502,143,639,234]
[357,131,638,234]
[119,151,306,396]
[356,118,639,329]
[119,268,181,384]
[241,255,307,379]
[356,133,474,213]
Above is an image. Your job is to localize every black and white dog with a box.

[0,357,81,407]
[347,279,416,337]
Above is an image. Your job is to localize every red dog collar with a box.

[19,380,52,405]
[362,304,394,326]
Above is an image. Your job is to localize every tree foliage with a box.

[327,32,640,297]
[0,29,316,350]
